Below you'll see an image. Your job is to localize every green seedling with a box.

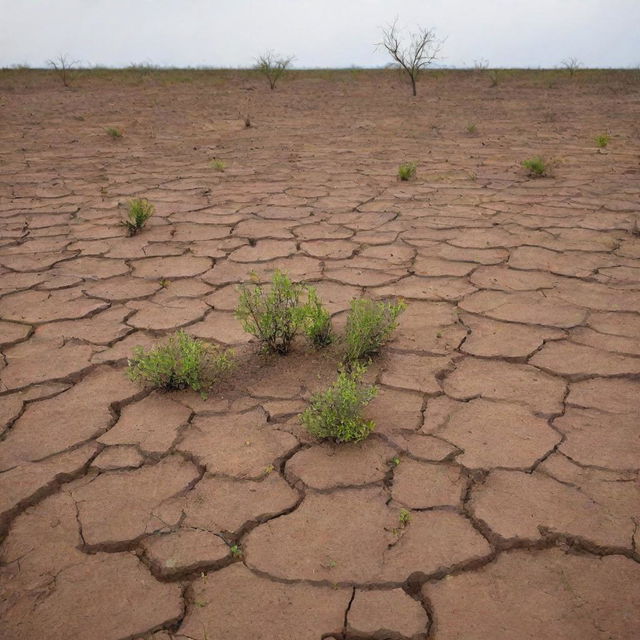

[122,198,154,235]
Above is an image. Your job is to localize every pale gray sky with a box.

[1,0,638,69]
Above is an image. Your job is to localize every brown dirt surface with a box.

[1,68,639,639]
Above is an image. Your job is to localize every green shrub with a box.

[235,270,307,354]
[522,156,549,178]
[300,364,377,443]
[127,330,234,392]
[106,127,122,139]
[210,158,226,172]
[595,134,610,148]
[398,162,417,181]
[122,198,154,235]
[303,287,333,348]
[344,298,406,363]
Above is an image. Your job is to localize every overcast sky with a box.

[1,0,638,69]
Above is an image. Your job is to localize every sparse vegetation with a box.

[303,287,333,348]
[236,270,307,354]
[398,162,417,181]
[595,133,610,148]
[466,122,477,134]
[343,298,406,363]
[255,51,294,90]
[399,508,411,528]
[106,127,122,139]
[210,158,226,172]
[127,330,234,393]
[522,156,550,178]
[300,364,377,443]
[378,19,443,96]
[122,198,154,235]
[229,544,243,558]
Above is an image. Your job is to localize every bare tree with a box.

[255,51,294,90]
[378,20,443,96]
[561,57,581,77]
[47,54,79,87]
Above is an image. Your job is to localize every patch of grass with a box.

[127,330,234,393]
[303,287,333,348]
[300,364,377,443]
[466,122,477,134]
[595,133,610,148]
[235,270,307,354]
[522,156,549,178]
[106,126,122,139]
[488,69,500,87]
[122,198,154,236]
[398,162,417,181]
[210,158,226,172]
[343,298,406,363]
[399,508,411,528]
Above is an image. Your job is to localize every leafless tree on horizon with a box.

[47,54,79,87]
[255,51,294,90]
[378,19,443,96]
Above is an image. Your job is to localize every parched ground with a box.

[1,68,639,639]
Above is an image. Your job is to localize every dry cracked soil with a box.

[1,68,639,639]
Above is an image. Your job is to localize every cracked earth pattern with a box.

[1,70,639,639]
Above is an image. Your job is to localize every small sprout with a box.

[210,158,226,172]
[399,508,412,528]
[230,544,243,558]
[391,456,401,467]
[300,364,377,443]
[106,127,122,139]
[595,134,610,149]
[398,162,417,181]
[159,278,170,288]
[264,464,275,475]
[122,198,154,236]
[436,331,443,339]
[522,156,549,178]
[194,600,207,608]
[466,122,477,134]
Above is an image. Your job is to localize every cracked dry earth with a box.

[1,70,640,640]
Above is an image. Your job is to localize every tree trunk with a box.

[411,75,417,96]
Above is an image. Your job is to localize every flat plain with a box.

[1,68,639,639]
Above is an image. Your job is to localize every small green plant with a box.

[106,127,122,139]
[303,287,333,348]
[230,544,243,558]
[343,298,406,363]
[391,456,401,467]
[159,278,170,288]
[522,156,549,178]
[398,162,417,181]
[127,330,234,393]
[300,364,377,443]
[235,270,307,354]
[595,134,610,148]
[466,122,477,134]
[122,198,154,236]
[399,508,411,528]
[210,158,226,172]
